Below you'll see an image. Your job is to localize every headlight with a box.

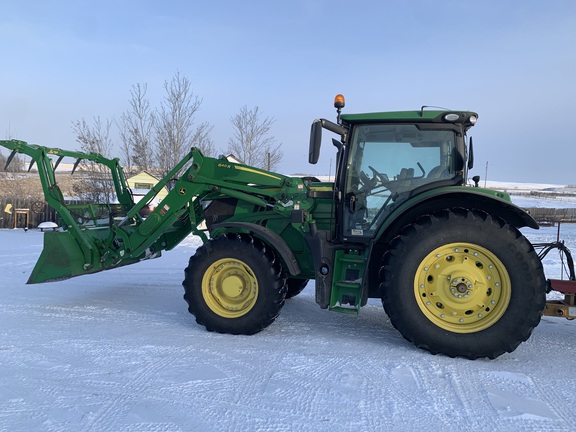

[444,113,460,122]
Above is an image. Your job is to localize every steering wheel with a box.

[368,166,389,185]
[359,170,376,191]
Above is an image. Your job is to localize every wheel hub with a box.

[414,243,511,333]
[221,274,244,297]
[455,281,468,294]
[202,258,258,318]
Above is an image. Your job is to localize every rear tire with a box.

[183,233,287,335]
[380,209,546,359]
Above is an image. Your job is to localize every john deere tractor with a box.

[3,95,574,359]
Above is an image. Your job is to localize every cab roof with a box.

[340,110,478,126]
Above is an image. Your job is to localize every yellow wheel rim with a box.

[202,258,258,318]
[414,243,511,333]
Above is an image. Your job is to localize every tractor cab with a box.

[309,94,478,242]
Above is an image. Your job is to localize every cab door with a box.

[342,124,457,241]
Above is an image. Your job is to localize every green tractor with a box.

[3,95,574,359]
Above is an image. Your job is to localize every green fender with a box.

[212,221,301,276]
[374,186,538,243]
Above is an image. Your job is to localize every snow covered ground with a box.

[2,196,576,431]
[502,181,576,210]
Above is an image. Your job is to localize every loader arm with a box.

[0,140,295,283]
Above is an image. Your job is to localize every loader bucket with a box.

[27,231,98,284]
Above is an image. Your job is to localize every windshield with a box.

[343,124,458,239]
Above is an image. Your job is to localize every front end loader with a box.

[2,95,574,359]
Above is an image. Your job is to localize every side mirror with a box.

[309,119,322,164]
[309,118,347,165]
[468,137,474,170]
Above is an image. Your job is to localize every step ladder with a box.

[329,249,367,314]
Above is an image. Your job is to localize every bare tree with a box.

[71,117,115,202]
[191,121,215,156]
[117,83,155,174]
[155,72,214,179]
[73,117,114,156]
[227,106,283,171]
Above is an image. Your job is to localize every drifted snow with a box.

[1,217,576,431]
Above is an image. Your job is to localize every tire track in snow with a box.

[79,345,180,432]
[3,229,576,431]
[480,368,572,431]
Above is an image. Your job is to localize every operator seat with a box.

[397,168,414,180]
[427,165,449,179]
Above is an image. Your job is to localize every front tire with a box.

[380,209,546,359]
[183,233,287,335]
[285,278,309,299]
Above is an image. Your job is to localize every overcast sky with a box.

[1,0,575,184]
